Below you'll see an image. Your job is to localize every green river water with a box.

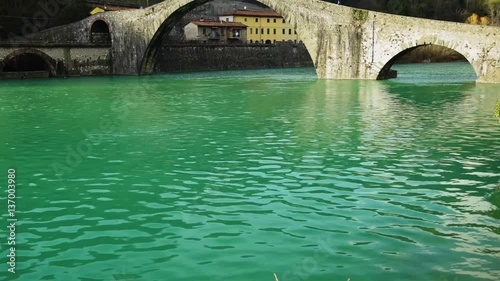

[0,62,499,281]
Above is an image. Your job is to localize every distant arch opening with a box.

[90,20,111,44]
[139,0,315,75]
[377,44,477,81]
[1,50,56,78]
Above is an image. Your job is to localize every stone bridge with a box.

[0,43,112,78]
[2,0,500,82]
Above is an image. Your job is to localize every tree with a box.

[465,12,491,24]
[485,0,500,25]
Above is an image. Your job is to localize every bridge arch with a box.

[138,0,315,75]
[90,19,112,44]
[376,43,480,80]
[1,49,57,77]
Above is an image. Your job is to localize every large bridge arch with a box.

[101,0,361,79]
[138,0,322,75]
[376,43,479,80]
[1,48,57,77]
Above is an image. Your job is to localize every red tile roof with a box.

[191,20,247,28]
[221,9,283,18]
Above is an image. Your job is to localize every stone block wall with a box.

[154,42,313,73]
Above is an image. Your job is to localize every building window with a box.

[256,18,259,22]
[267,28,270,34]
[232,29,241,38]
[282,28,285,35]
[294,30,297,34]
[261,28,264,34]
[250,40,253,43]
[203,28,206,35]
[273,29,276,34]
[245,18,247,22]
[256,28,258,34]
[273,39,276,44]
[289,29,292,35]
[267,18,270,23]
[226,17,230,22]
[282,19,285,23]
[274,19,276,23]
[250,28,253,34]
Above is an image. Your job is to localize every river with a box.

[0,62,499,281]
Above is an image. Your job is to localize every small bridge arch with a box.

[90,19,112,44]
[376,43,479,80]
[367,12,500,83]
[1,48,57,77]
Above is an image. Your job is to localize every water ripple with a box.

[1,66,499,281]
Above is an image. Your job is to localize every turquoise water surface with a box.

[0,63,499,281]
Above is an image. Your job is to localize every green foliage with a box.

[345,0,491,23]
[0,0,88,38]
[50,0,89,28]
[352,9,369,23]
[484,0,500,25]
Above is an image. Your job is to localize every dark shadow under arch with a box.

[140,0,211,74]
[90,19,111,44]
[139,0,314,75]
[377,44,476,80]
[2,49,57,77]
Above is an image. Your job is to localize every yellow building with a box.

[219,10,299,44]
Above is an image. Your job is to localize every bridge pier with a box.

[476,60,500,83]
